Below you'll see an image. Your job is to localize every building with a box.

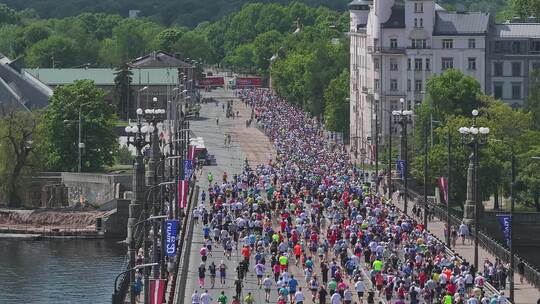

[349,0,540,161]
[486,21,540,107]
[0,55,53,111]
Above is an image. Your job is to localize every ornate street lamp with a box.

[458,109,490,269]
[392,98,413,214]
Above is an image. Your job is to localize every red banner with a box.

[438,177,448,204]
[188,145,196,160]
[235,77,262,88]
[149,279,166,304]
[197,77,224,87]
[178,180,189,208]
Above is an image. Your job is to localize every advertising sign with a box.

[164,220,178,257]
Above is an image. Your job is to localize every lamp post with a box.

[124,108,150,304]
[447,128,452,248]
[392,98,413,214]
[458,109,490,269]
[374,94,379,190]
[423,122,429,228]
[112,263,158,304]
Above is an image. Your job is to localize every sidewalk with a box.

[393,193,540,304]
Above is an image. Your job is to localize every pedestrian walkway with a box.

[396,193,540,304]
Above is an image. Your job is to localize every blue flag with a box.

[184,160,193,179]
[496,214,512,249]
[396,160,406,180]
[164,220,178,257]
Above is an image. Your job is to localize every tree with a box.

[174,31,214,63]
[323,69,349,136]
[511,0,540,19]
[252,30,283,74]
[524,68,540,130]
[25,35,80,68]
[0,3,19,25]
[0,107,37,207]
[152,28,186,52]
[113,63,134,120]
[37,80,118,172]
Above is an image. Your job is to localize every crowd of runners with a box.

[189,88,508,304]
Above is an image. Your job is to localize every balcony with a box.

[367,46,406,54]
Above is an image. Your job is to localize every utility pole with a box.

[78,107,83,173]
[423,123,428,229]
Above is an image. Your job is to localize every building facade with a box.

[349,0,540,160]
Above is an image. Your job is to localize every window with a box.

[512,82,522,99]
[412,39,427,49]
[390,100,398,111]
[408,58,411,70]
[442,39,453,49]
[415,80,423,92]
[512,62,521,76]
[414,2,423,13]
[442,57,454,70]
[414,18,418,27]
[512,41,521,54]
[390,58,398,70]
[419,18,423,28]
[374,79,380,90]
[374,58,380,70]
[494,62,503,76]
[468,57,476,70]
[468,39,476,49]
[494,41,503,53]
[426,58,431,70]
[407,79,411,91]
[531,41,540,53]
[414,58,422,70]
[494,82,503,99]
[390,79,398,91]
[390,39,398,49]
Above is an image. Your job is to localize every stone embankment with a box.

[0,205,106,238]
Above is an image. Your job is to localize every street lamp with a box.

[112,263,158,304]
[392,98,413,214]
[63,106,87,173]
[458,109,490,269]
[124,107,151,304]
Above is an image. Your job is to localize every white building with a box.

[349,0,490,159]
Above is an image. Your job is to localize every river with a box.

[0,238,125,304]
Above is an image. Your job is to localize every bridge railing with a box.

[402,183,540,291]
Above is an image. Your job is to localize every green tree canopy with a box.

[323,69,350,136]
[37,80,118,172]
[25,35,80,68]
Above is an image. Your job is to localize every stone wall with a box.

[61,173,132,206]
[99,199,130,238]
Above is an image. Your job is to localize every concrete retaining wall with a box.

[62,173,132,206]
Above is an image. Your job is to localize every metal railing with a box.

[403,184,540,291]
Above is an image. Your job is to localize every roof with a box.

[25,68,182,86]
[129,51,193,69]
[0,55,52,111]
[434,11,490,35]
[494,23,540,38]
[382,6,405,29]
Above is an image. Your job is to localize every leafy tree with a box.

[25,35,80,68]
[152,28,186,52]
[37,80,118,172]
[252,30,283,74]
[0,107,38,208]
[323,69,349,136]
[524,69,540,130]
[511,0,540,19]
[113,64,134,120]
[224,43,256,74]
[22,22,51,46]
[0,3,19,25]
[0,24,24,58]
[174,31,214,63]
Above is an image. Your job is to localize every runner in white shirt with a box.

[355,278,365,302]
[330,291,341,304]
[199,290,212,304]
[294,287,306,304]
[191,290,200,304]
[263,275,273,302]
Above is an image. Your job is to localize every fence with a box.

[403,183,540,291]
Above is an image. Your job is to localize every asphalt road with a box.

[182,88,283,304]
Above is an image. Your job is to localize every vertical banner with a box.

[149,279,166,304]
[188,145,196,160]
[164,220,178,257]
[184,160,193,180]
[370,144,376,161]
[438,177,448,204]
[496,214,512,248]
[396,160,406,181]
[178,180,189,209]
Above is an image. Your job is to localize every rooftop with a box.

[434,11,490,35]
[494,23,540,38]
[129,51,194,69]
[25,68,182,86]
[382,6,405,29]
